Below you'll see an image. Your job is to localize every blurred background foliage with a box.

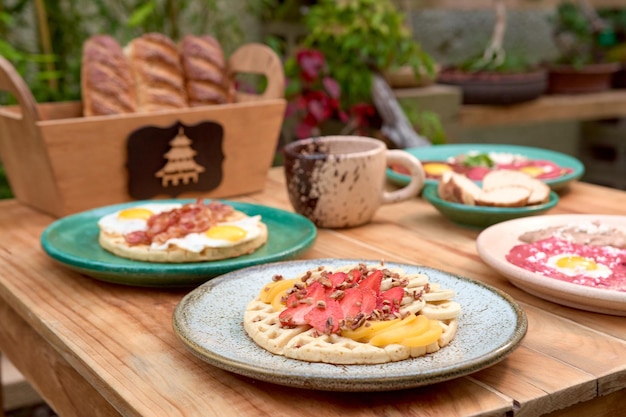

[0,0,270,104]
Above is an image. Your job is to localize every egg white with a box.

[151,215,263,252]
[546,253,612,279]
[98,203,183,235]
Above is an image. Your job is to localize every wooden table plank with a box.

[469,345,596,417]
[0,300,121,417]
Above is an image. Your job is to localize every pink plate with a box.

[476,214,626,316]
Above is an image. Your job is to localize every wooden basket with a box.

[0,43,286,218]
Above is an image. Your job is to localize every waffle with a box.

[243,264,461,365]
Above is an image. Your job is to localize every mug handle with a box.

[381,150,425,204]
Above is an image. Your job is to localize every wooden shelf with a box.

[459,90,626,128]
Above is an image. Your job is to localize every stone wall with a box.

[408,8,559,67]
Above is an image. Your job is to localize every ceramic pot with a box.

[437,69,547,105]
[382,64,439,88]
[612,64,626,89]
[547,62,621,94]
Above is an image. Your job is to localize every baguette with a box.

[125,33,188,112]
[81,35,136,116]
[179,34,234,106]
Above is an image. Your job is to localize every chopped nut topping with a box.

[329,290,345,300]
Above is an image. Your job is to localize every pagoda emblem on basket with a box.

[156,126,206,187]
[127,121,224,199]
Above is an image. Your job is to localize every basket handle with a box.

[0,56,64,217]
[228,43,285,102]
[0,55,41,126]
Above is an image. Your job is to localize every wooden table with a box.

[0,167,625,417]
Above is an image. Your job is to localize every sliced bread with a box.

[476,185,531,207]
[438,171,482,205]
[482,169,551,205]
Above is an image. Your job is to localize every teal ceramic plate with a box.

[422,185,559,229]
[387,143,585,190]
[173,259,527,391]
[41,200,317,287]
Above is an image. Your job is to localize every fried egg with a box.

[423,162,452,177]
[519,165,554,178]
[151,215,263,252]
[98,203,183,235]
[546,253,612,279]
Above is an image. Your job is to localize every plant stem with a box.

[167,0,179,40]
[34,0,57,91]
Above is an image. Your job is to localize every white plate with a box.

[477,214,626,316]
[173,259,527,391]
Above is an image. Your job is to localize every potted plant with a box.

[300,0,436,112]
[600,7,626,88]
[437,0,547,105]
[277,0,442,148]
[547,0,620,94]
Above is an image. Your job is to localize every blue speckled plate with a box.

[387,143,585,190]
[423,184,559,229]
[173,259,527,391]
[40,200,317,287]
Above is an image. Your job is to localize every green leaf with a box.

[127,2,157,28]
[463,154,494,168]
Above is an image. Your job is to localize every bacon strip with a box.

[124,200,234,245]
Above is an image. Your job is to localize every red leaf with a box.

[322,76,341,98]
[308,99,326,122]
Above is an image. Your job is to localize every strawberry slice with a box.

[339,287,363,319]
[360,288,378,315]
[304,296,343,334]
[327,271,349,288]
[379,286,404,309]
[340,286,377,318]
[347,268,362,284]
[358,270,383,292]
[279,281,326,327]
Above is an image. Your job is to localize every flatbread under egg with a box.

[98,209,268,263]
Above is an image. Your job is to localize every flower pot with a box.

[383,64,439,88]
[613,64,626,89]
[437,69,547,105]
[547,62,621,94]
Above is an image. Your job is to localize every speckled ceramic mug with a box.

[283,136,425,228]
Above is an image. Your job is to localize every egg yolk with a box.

[206,225,247,242]
[424,163,452,176]
[519,166,545,177]
[555,255,598,271]
[118,208,154,220]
